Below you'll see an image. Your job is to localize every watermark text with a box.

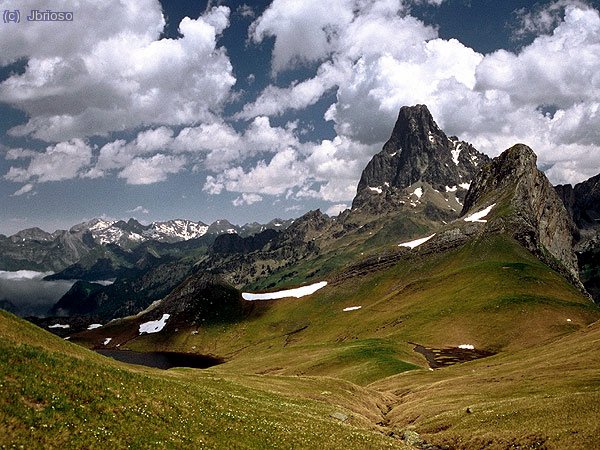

[3,9,74,23]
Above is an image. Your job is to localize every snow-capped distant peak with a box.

[88,219,116,232]
[145,220,209,241]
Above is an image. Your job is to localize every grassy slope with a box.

[6,152,599,448]
[4,229,600,448]
[0,310,408,449]
[110,234,598,386]
[245,212,434,292]
[371,318,600,449]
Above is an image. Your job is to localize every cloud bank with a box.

[2,0,600,210]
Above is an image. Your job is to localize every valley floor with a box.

[3,307,600,449]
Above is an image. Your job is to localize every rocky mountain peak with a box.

[9,227,53,242]
[285,210,329,238]
[556,173,600,230]
[461,144,537,214]
[461,144,580,283]
[352,104,489,209]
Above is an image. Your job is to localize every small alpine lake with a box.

[96,349,224,370]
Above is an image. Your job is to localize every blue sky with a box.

[1,0,600,235]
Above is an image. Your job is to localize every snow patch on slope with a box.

[451,141,462,165]
[399,234,436,249]
[139,314,170,334]
[242,281,327,301]
[464,204,496,223]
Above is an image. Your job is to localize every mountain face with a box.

[352,105,489,209]
[196,210,327,288]
[0,227,97,272]
[556,173,600,233]
[136,274,249,329]
[556,173,600,302]
[212,229,279,255]
[462,144,580,283]
[8,227,54,243]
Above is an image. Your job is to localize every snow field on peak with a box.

[451,141,462,166]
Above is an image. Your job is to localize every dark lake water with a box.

[97,350,224,370]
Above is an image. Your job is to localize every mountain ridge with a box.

[352,104,489,210]
[0,217,294,273]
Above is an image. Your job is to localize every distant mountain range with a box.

[0,217,294,273]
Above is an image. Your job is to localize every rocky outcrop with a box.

[556,173,600,231]
[573,173,600,228]
[462,144,580,282]
[150,273,248,327]
[556,173,600,303]
[352,105,489,209]
[212,229,279,254]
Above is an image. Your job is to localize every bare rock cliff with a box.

[463,144,580,282]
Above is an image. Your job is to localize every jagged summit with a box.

[352,104,488,209]
[461,143,580,282]
[461,144,538,215]
[556,173,600,230]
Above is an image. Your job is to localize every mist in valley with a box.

[0,271,75,317]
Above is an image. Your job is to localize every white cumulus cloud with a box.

[118,154,187,185]
[325,203,349,216]
[127,205,150,214]
[5,139,92,183]
[232,193,263,206]
[0,2,236,142]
